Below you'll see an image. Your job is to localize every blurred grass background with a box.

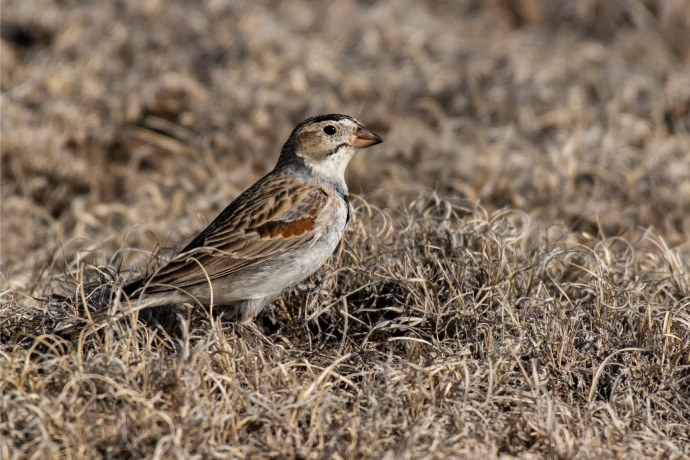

[3,0,688,283]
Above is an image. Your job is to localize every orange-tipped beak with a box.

[352,127,383,149]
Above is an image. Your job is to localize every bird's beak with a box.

[352,127,383,149]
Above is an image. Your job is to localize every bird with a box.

[67,114,383,331]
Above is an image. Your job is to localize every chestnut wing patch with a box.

[253,216,316,238]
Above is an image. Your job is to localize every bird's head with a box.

[277,114,383,182]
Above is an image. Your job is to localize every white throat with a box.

[304,146,357,185]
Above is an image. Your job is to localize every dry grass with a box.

[2,0,690,458]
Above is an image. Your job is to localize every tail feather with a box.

[122,276,146,296]
[54,294,175,339]
[51,274,173,339]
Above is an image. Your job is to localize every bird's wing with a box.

[140,174,331,291]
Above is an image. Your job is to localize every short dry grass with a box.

[2,1,690,458]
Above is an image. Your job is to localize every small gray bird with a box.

[113,114,383,324]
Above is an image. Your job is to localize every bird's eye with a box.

[323,125,337,135]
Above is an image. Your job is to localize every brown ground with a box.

[2,1,690,458]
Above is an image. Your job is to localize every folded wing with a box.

[139,176,330,291]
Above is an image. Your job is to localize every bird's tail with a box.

[54,293,172,339]
[50,273,169,339]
